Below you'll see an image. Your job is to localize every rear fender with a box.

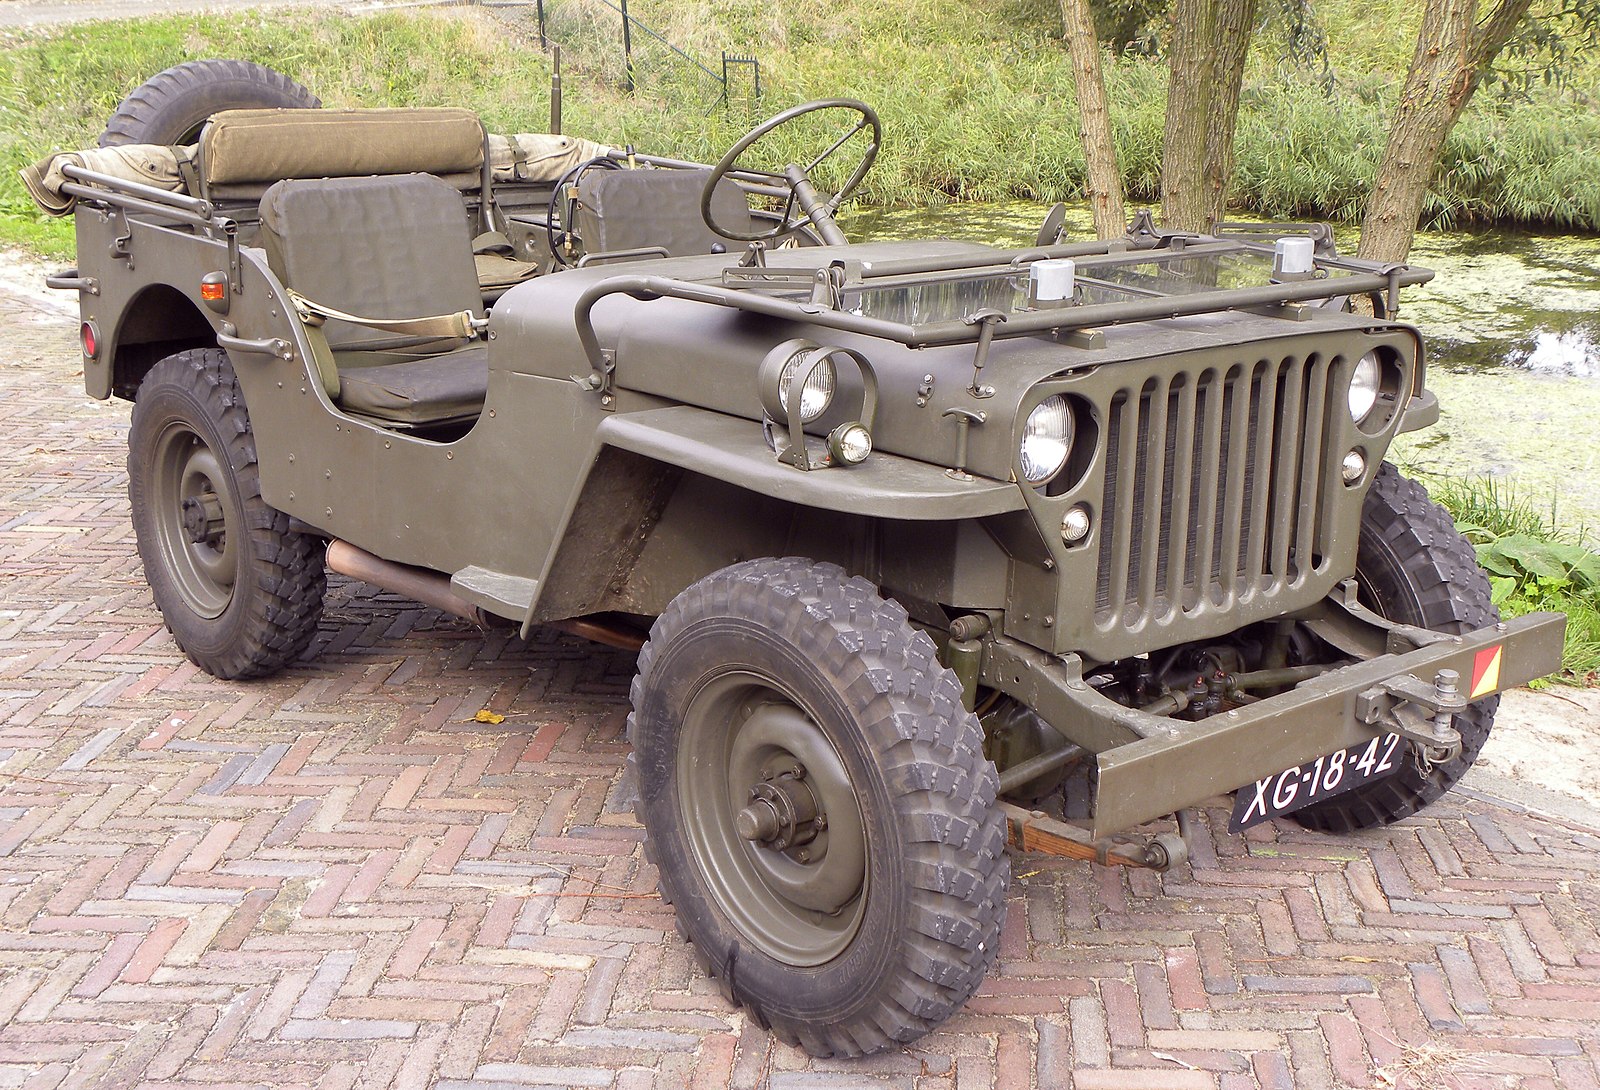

[107,283,215,399]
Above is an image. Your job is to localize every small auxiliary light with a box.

[1273,237,1316,280]
[1062,505,1092,544]
[1341,450,1367,483]
[79,320,98,359]
[828,422,872,465]
[1029,258,1076,307]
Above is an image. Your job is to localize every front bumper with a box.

[1083,610,1564,835]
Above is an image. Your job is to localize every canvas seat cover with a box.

[258,172,491,425]
[334,348,490,424]
[575,168,755,256]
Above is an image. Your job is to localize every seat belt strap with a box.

[286,290,485,341]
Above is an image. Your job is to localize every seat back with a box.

[201,107,487,198]
[259,173,484,354]
[574,168,755,257]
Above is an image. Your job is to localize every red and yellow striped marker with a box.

[1470,645,1503,699]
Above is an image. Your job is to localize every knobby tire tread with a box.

[99,59,319,147]
[129,349,325,679]
[1292,463,1500,833]
[629,557,1008,1057]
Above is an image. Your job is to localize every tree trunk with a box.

[1061,0,1126,238]
[1202,0,1258,229]
[1357,0,1533,262]
[1161,0,1216,231]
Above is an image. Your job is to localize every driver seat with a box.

[575,168,754,257]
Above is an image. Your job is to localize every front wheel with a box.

[1292,463,1500,832]
[629,558,1008,1057]
[128,349,326,679]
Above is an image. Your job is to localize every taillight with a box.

[80,321,98,359]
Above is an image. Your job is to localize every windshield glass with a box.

[841,249,1360,325]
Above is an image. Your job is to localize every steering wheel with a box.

[701,99,881,244]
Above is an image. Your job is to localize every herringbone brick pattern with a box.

[2,285,1598,1089]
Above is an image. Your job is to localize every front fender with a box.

[598,405,1026,520]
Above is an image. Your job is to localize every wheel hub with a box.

[180,492,226,544]
[675,678,869,966]
[150,421,237,619]
[736,766,824,856]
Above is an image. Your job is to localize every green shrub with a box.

[1428,475,1600,685]
[4,0,1599,260]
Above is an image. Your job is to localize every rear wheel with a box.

[629,558,1008,1057]
[128,349,325,679]
[1292,463,1499,832]
[99,59,319,147]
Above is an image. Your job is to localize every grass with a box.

[3,0,1599,260]
[1426,474,1600,684]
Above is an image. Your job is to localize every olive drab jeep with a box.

[31,61,1565,1057]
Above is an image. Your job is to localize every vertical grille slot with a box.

[1094,354,1335,630]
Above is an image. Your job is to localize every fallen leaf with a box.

[472,709,506,724]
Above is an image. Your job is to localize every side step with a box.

[451,564,538,617]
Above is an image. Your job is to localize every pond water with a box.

[844,201,1600,531]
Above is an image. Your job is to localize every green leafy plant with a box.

[1429,474,1600,685]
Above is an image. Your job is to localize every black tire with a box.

[1292,463,1500,833]
[128,349,325,679]
[98,59,319,148]
[629,558,1008,1057]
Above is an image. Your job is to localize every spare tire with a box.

[99,59,319,148]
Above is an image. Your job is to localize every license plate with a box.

[1229,732,1404,833]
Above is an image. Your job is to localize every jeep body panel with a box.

[46,104,1565,853]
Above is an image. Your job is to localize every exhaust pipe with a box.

[325,540,487,626]
[324,540,647,652]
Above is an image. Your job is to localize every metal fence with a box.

[477,0,760,110]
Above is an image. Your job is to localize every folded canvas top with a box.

[20,106,613,215]
[19,143,194,216]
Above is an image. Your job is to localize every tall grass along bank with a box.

[3,0,1599,260]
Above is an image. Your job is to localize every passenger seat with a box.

[258,172,490,427]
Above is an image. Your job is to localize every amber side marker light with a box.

[199,271,230,313]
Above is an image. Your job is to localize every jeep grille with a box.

[1094,353,1337,631]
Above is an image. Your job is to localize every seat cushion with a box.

[335,346,489,425]
[259,173,484,352]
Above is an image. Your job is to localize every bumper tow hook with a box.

[1356,668,1467,766]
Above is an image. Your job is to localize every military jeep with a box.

[34,62,1564,1057]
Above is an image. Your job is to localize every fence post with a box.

[620,0,636,92]
[536,0,547,49]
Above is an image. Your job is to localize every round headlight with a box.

[1349,352,1380,422]
[1020,396,1073,484]
[778,350,836,424]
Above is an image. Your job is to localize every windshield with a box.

[842,249,1363,325]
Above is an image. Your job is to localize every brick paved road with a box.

[2,282,1598,1089]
